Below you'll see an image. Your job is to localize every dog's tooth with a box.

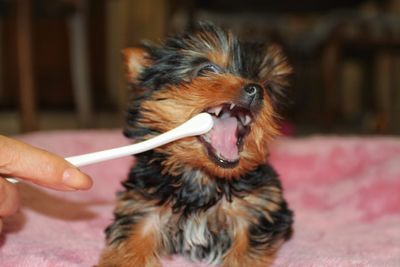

[239,117,246,126]
[238,113,249,125]
[239,115,245,125]
[244,115,251,126]
[208,106,222,116]
[230,103,236,110]
[214,106,222,116]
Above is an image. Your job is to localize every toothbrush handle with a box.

[65,131,178,167]
[66,113,213,167]
[4,113,213,183]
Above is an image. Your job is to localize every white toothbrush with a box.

[5,113,213,184]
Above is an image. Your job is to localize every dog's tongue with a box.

[210,116,239,161]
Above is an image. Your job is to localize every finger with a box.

[0,219,2,233]
[0,178,19,217]
[0,135,92,191]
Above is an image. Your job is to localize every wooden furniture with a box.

[15,0,93,132]
[105,0,168,114]
[16,0,37,132]
[320,12,400,133]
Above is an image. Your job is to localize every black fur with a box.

[125,22,287,138]
[106,149,293,245]
[106,152,293,262]
[104,22,293,266]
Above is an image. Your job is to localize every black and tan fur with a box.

[99,22,293,267]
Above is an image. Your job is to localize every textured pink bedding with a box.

[0,130,399,267]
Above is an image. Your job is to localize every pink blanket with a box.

[1,131,399,266]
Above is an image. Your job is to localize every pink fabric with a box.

[1,131,399,266]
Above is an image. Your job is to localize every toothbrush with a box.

[5,113,213,184]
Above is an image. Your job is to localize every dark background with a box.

[0,0,399,135]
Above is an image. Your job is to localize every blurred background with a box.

[0,0,399,136]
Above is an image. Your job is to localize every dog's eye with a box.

[196,64,221,76]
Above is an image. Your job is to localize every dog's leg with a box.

[98,216,162,267]
[221,227,276,267]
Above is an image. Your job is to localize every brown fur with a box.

[101,24,293,267]
[122,48,151,84]
[135,75,279,178]
[99,221,162,267]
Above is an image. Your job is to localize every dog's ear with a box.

[258,44,292,106]
[122,47,152,84]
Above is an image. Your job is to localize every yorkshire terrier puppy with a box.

[99,23,293,267]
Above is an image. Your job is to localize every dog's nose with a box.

[239,83,263,110]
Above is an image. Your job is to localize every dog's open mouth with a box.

[199,103,252,168]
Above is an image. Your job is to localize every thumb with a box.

[0,136,92,191]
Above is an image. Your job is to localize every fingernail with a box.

[62,168,86,190]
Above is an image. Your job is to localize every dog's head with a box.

[123,22,291,179]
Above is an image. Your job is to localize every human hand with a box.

[0,135,93,232]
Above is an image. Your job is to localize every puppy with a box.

[99,22,293,267]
